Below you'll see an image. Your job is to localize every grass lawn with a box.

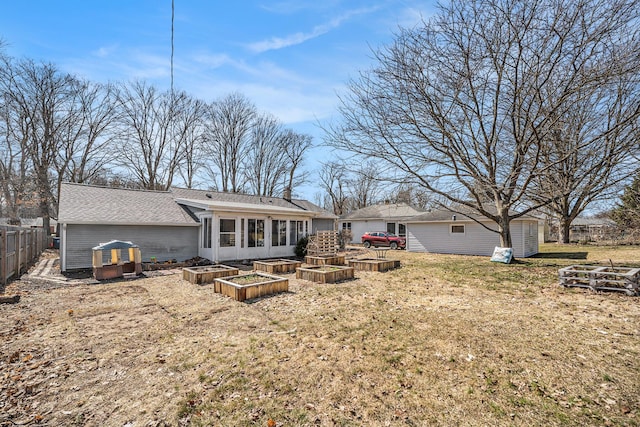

[1,243,639,426]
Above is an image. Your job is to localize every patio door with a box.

[199,215,213,260]
[218,218,237,260]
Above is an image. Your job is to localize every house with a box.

[566,217,617,243]
[405,209,539,258]
[339,203,425,243]
[57,183,337,271]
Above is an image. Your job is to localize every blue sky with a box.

[0,0,436,200]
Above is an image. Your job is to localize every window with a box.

[398,223,406,237]
[529,222,535,237]
[219,219,236,247]
[272,219,287,246]
[451,224,465,234]
[387,223,396,234]
[290,220,305,246]
[342,222,351,231]
[202,217,212,248]
[248,219,264,247]
[241,219,245,248]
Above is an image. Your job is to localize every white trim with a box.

[176,198,317,216]
[59,221,198,227]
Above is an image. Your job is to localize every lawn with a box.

[1,244,639,426]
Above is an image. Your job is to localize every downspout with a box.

[61,223,67,271]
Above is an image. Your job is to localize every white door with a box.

[218,217,238,260]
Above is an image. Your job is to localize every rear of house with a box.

[58,183,337,271]
[58,184,200,271]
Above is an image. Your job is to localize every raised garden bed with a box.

[348,258,400,272]
[296,265,354,283]
[304,254,345,266]
[214,272,288,302]
[182,264,240,285]
[253,259,302,274]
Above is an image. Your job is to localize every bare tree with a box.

[319,161,350,215]
[244,113,288,196]
[0,57,78,232]
[58,81,120,185]
[328,0,640,249]
[282,130,313,193]
[116,81,200,190]
[346,160,380,210]
[203,92,256,192]
[533,76,640,243]
[0,92,32,223]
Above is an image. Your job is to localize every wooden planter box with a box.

[93,264,123,280]
[348,258,400,272]
[253,259,302,274]
[304,255,346,266]
[296,265,354,283]
[214,272,288,302]
[558,265,640,296]
[182,265,240,285]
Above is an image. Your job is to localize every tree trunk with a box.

[558,216,571,244]
[497,216,513,249]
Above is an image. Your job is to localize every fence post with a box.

[0,227,6,287]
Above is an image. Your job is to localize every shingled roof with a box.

[340,203,424,221]
[58,183,198,226]
[58,183,337,225]
[171,187,337,218]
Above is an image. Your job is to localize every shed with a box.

[405,209,539,258]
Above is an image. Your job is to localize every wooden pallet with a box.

[307,230,338,256]
[558,265,640,296]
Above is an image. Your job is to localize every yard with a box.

[1,244,639,426]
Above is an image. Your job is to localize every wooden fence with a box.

[0,225,48,287]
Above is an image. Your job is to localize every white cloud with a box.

[247,6,380,53]
[92,44,118,58]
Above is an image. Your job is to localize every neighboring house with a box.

[58,183,337,271]
[339,203,425,243]
[0,217,57,233]
[567,217,617,243]
[405,209,539,258]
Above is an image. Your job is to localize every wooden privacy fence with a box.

[0,225,47,286]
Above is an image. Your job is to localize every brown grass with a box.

[1,244,639,426]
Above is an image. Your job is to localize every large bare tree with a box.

[58,80,120,186]
[244,113,288,196]
[116,82,202,190]
[203,92,256,192]
[318,161,350,215]
[532,76,640,243]
[282,130,313,193]
[328,0,640,249]
[0,58,78,232]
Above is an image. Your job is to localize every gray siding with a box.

[349,220,385,243]
[407,220,538,258]
[312,219,335,234]
[63,224,198,270]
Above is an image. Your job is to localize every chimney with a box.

[283,187,292,201]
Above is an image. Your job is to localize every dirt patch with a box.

[1,245,639,426]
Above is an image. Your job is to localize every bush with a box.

[295,236,309,258]
[337,230,353,250]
